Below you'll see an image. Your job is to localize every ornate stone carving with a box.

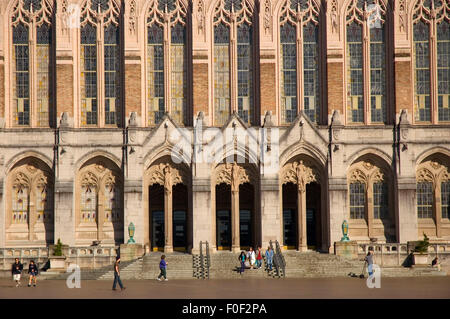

[129,112,138,127]
[398,0,407,32]
[147,163,186,189]
[81,171,99,189]
[263,0,272,35]
[282,160,318,193]
[349,161,385,186]
[330,0,339,34]
[215,163,251,192]
[13,172,31,189]
[197,0,205,34]
[263,111,273,127]
[417,160,450,183]
[129,0,137,34]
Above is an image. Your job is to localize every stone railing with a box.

[357,243,450,266]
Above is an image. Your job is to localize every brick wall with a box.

[327,61,344,115]
[260,62,276,121]
[56,63,73,118]
[193,62,209,118]
[0,64,4,119]
[124,63,141,117]
[394,60,412,115]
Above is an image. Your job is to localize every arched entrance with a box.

[146,161,190,252]
[213,162,258,252]
[280,159,324,251]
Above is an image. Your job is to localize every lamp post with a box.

[127,222,136,244]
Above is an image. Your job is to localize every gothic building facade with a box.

[0,0,449,253]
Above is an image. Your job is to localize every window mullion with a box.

[363,20,371,125]
[30,21,36,128]
[296,23,303,115]
[230,21,237,114]
[97,24,104,127]
[165,23,171,115]
[430,18,438,124]
[435,180,442,238]
[366,181,374,238]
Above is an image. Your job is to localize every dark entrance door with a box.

[239,210,252,249]
[152,210,164,251]
[282,183,297,249]
[306,182,321,250]
[216,210,231,249]
[306,208,316,248]
[173,210,186,251]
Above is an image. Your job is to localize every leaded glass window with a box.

[105,184,120,222]
[442,181,450,219]
[81,24,98,125]
[104,24,120,125]
[12,24,30,126]
[350,182,365,219]
[414,21,431,122]
[36,24,52,127]
[373,182,388,219]
[417,181,433,219]
[214,23,230,126]
[170,23,187,125]
[36,185,52,223]
[303,23,319,123]
[237,24,253,124]
[347,22,364,123]
[147,24,164,125]
[81,186,97,223]
[280,23,297,124]
[437,21,450,121]
[12,186,28,224]
[370,25,386,123]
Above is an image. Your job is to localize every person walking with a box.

[256,246,263,269]
[432,257,441,271]
[28,260,38,287]
[157,255,168,281]
[112,257,126,291]
[238,251,246,275]
[11,258,23,287]
[364,249,375,277]
[265,247,274,271]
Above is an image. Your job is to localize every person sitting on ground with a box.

[431,257,441,271]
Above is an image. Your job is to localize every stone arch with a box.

[75,150,122,173]
[415,147,450,166]
[347,152,396,243]
[75,155,123,246]
[5,156,54,246]
[347,150,393,176]
[143,143,192,172]
[280,141,327,169]
[5,150,53,175]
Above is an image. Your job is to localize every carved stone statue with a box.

[129,112,138,127]
[60,112,69,127]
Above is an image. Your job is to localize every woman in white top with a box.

[247,247,256,269]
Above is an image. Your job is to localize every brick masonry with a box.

[260,62,277,120]
[395,60,412,115]
[327,61,344,115]
[56,63,73,118]
[0,64,4,119]
[193,63,209,118]
[124,63,141,117]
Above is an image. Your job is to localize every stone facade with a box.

[0,0,449,255]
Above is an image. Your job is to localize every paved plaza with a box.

[0,277,449,299]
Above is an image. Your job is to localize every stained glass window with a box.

[370,25,386,123]
[237,24,253,124]
[170,23,187,125]
[81,24,98,125]
[417,181,433,218]
[347,22,363,123]
[437,21,450,122]
[12,24,30,126]
[373,182,388,219]
[442,181,450,219]
[147,24,165,125]
[214,23,230,126]
[24,0,42,11]
[414,21,431,122]
[104,24,120,125]
[280,23,297,124]
[303,23,319,123]
[350,182,365,219]
[81,186,97,223]
[36,24,52,127]
[12,186,28,224]
[105,184,120,222]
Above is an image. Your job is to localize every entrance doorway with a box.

[282,182,322,250]
[173,184,188,251]
[239,183,254,249]
[216,183,231,250]
[149,184,164,251]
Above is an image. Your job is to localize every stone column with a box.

[29,190,36,242]
[231,186,240,253]
[435,182,442,239]
[328,178,347,253]
[396,178,418,243]
[260,178,281,249]
[97,197,104,242]
[297,185,307,252]
[164,166,173,253]
[367,184,374,239]
[191,178,211,254]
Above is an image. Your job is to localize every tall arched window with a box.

[11,0,53,127]
[279,0,321,124]
[213,0,255,126]
[348,160,393,242]
[413,0,450,123]
[80,0,121,127]
[146,0,188,126]
[345,0,387,124]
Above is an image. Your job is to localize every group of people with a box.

[238,246,274,274]
[11,258,38,288]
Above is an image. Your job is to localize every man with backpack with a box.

[11,258,23,287]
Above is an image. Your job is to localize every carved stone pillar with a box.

[297,185,307,252]
[164,166,174,253]
[231,163,240,252]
